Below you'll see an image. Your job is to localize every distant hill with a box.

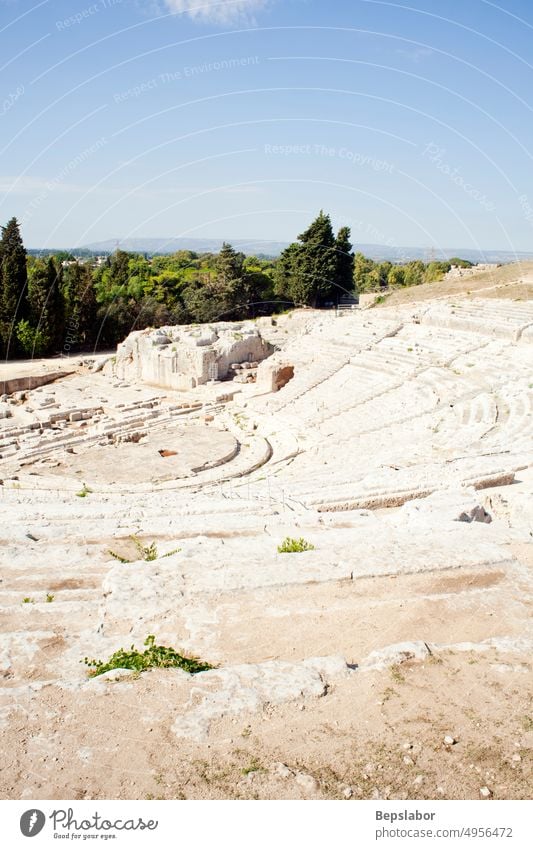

[77,238,289,258]
[30,236,533,264]
[352,245,533,265]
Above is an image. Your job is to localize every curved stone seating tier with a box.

[286,453,524,511]
[254,321,403,415]
[0,295,532,789]
[417,299,533,341]
[1,433,272,495]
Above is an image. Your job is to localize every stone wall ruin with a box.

[104,321,275,391]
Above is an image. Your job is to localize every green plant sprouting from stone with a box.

[107,537,181,563]
[83,635,214,678]
[22,593,55,604]
[277,536,315,553]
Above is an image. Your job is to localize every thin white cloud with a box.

[0,176,83,195]
[395,47,434,63]
[0,176,117,196]
[132,184,263,198]
[163,0,269,25]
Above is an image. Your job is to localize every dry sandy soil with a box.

[0,266,532,800]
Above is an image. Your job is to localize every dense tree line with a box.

[0,219,281,357]
[91,243,279,347]
[353,254,472,292]
[0,213,465,360]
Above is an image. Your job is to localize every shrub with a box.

[83,635,214,678]
[277,536,315,553]
[16,319,48,357]
[448,257,473,268]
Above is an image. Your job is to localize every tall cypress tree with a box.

[61,261,97,348]
[298,210,337,306]
[274,211,338,307]
[215,242,244,288]
[212,242,245,318]
[27,257,64,353]
[273,242,304,303]
[0,217,30,357]
[334,226,355,298]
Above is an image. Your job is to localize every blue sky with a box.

[1,0,533,253]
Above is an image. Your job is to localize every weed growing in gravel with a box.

[233,412,248,429]
[241,757,266,776]
[390,664,405,684]
[277,536,315,553]
[83,635,214,677]
[381,686,397,703]
[23,594,54,603]
[76,483,92,498]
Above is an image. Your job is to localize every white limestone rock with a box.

[105,321,274,391]
[397,488,493,527]
[359,641,432,671]
[171,656,345,741]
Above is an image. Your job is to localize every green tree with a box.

[15,319,47,357]
[109,250,131,289]
[26,257,64,353]
[377,261,392,289]
[211,242,275,318]
[0,217,30,356]
[424,261,451,283]
[353,252,376,292]
[95,297,137,348]
[333,226,355,298]
[125,255,152,299]
[233,269,274,318]
[61,262,97,350]
[52,251,75,263]
[274,211,338,307]
[403,260,426,287]
[182,280,228,323]
[448,257,473,268]
[274,242,301,300]
[215,242,245,288]
[387,265,406,287]
[151,250,198,275]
